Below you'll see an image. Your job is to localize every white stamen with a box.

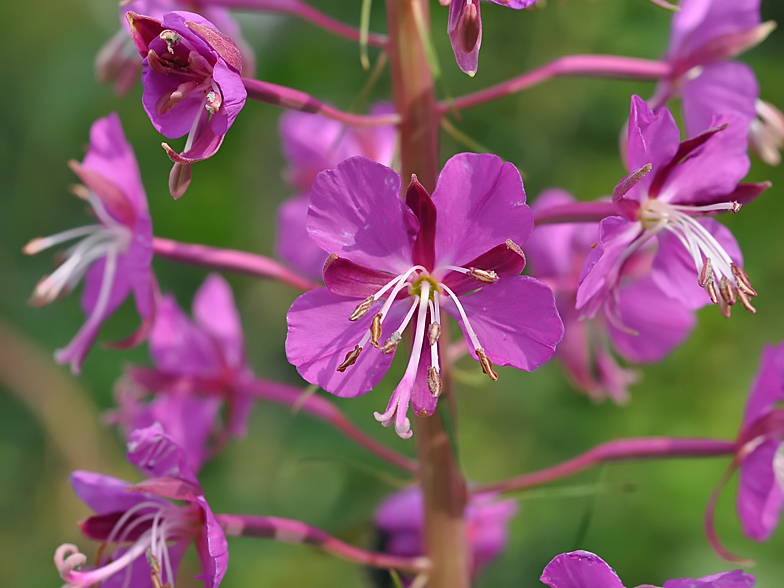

[439,282,483,353]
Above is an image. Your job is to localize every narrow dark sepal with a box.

[405,175,437,270]
[323,255,392,298]
[126,11,163,57]
[441,240,526,294]
[724,182,772,206]
[80,511,148,541]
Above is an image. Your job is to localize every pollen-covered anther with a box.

[205,90,222,114]
[730,201,742,214]
[428,322,441,346]
[468,267,499,284]
[147,550,171,588]
[731,263,758,297]
[736,288,757,314]
[719,276,736,306]
[704,278,719,305]
[698,258,713,288]
[349,296,375,321]
[337,345,362,372]
[427,366,442,397]
[370,313,383,348]
[159,30,182,53]
[476,348,498,381]
[380,332,402,355]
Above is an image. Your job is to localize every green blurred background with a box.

[1,0,783,586]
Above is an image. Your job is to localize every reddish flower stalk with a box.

[533,201,620,226]
[152,236,318,291]
[243,78,402,127]
[199,0,388,47]
[473,437,735,495]
[441,55,671,113]
[237,378,418,473]
[216,513,430,573]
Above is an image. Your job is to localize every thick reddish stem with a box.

[152,236,318,291]
[238,378,418,473]
[243,78,401,127]
[217,513,430,573]
[443,55,671,113]
[473,437,735,495]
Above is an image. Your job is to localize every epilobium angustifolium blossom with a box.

[127,10,247,198]
[286,153,563,438]
[577,95,769,323]
[54,424,227,588]
[540,550,755,588]
[527,190,695,403]
[24,113,154,374]
[276,106,397,278]
[375,486,517,580]
[446,0,542,77]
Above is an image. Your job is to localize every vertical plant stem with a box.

[386,1,470,586]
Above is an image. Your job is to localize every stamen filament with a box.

[439,283,482,352]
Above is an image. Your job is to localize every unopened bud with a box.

[370,313,383,347]
[476,348,498,381]
[427,366,442,397]
[458,1,481,53]
[380,332,402,355]
[428,322,441,346]
[337,345,362,372]
[350,296,374,321]
[468,267,499,284]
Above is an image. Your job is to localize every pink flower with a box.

[24,114,154,374]
[286,153,563,438]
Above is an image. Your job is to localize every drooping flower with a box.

[652,0,776,155]
[540,550,754,588]
[23,113,154,374]
[527,190,695,403]
[108,274,254,468]
[96,0,255,96]
[275,105,397,278]
[286,153,563,438]
[446,0,542,77]
[577,96,769,322]
[375,486,517,581]
[127,10,247,198]
[53,424,228,588]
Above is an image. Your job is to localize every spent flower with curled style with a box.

[23,113,154,374]
[53,424,227,588]
[127,10,247,198]
[286,153,563,438]
[577,96,769,323]
[527,190,695,404]
[276,105,398,279]
[540,550,755,588]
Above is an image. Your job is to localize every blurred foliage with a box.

[1,0,783,587]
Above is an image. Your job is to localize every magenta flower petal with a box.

[127,423,200,486]
[193,273,246,371]
[627,95,680,198]
[194,494,229,588]
[443,276,563,371]
[286,288,405,398]
[742,343,784,428]
[276,194,329,279]
[737,439,784,541]
[663,569,756,588]
[607,277,696,363]
[431,153,531,269]
[308,157,419,274]
[70,471,163,515]
[540,551,625,588]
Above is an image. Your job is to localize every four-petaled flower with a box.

[577,95,769,323]
[540,550,754,588]
[127,10,247,198]
[53,424,227,588]
[24,113,154,374]
[286,152,563,438]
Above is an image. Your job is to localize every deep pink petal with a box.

[487,0,541,6]
[448,0,482,76]
[742,342,784,429]
[540,551,625,588]
[193,273,246,372]
[285,288,406,398]
[431,153,531,269]
[607,277,696,363]
[627,96,681,199]
[194,494,229,588]
[141,65,205,138]
[308,157,418,274]
[164,115,225,164]
[70,471,162,515]
[663,570,756,588]
[442,276,563,372]
[127,423,200,486]
[276,194,329,278]
[737,439,784,541]
[211,58,247,134]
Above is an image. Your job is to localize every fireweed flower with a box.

[652,0,776,152]
[540,550,755,588]
[96,0,255,96]
[276,105,397,278]
[24,113,154,374]
[446,0,542,76]
[53,424,228,588]
[127,10,247,198]
[577,96,769,323]
[375,486,517,581]
[109,274,254,466]
[286,153,563,438]
[527,190,695,403]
